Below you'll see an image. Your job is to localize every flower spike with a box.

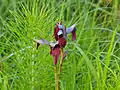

[34,21,77,90]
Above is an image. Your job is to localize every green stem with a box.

[54,65,59,90]
[59,48,63,73]
[54,48,63,90]
[58,48,63,89]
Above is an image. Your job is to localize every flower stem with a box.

[59,48,63,73]
[58,48,63,89]
[54,48,63,90]
[54,65,59,90]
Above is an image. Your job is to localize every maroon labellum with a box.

[50,45,60,65]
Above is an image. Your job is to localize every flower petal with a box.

[66,24,76,40]
[50,45,61,65]
[66,24,76,34]
[34,39,49,45]
[53,24,59,41]
[58,37,67,48]
[72,29,76,40]
[54,55,59,65]
[34,39,49,49]
[49,41,58,47]
[34,39,58,49]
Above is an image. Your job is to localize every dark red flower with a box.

[50,45,60,65]
[58,36,66,48]
[34,21,76,65]
[53,24,59,41]
[53,21,65,41]
[34,38,67,65]
[53,21,77,41]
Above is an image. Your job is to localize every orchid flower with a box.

[53,21,76,41]
[34,27,67,65]
[34,38,67,65]
[35,21,77,65]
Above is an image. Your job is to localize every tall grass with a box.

[0,0,120,90]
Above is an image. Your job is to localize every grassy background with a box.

[0,0,120,90]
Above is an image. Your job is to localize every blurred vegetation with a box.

[0,0,120,90]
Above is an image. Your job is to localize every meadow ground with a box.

[0,0,120,90]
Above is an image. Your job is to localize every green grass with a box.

[0,0,120,90]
